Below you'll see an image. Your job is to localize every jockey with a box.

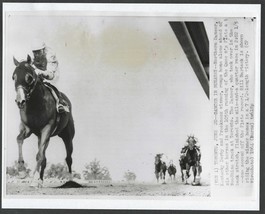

[31,40,69,113]
[180,136,201,163]
[169,160,175,167]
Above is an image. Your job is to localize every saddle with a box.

[43,82,62,135]
[43,82,60,99]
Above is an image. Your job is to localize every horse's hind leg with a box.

[60,134,73,175]
[59,121,74,178]
[64,137,73,174]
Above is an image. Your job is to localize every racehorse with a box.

[167,160,177,181]
[154,154,167,184]
[12,55,75,187]
[179,136,202,185]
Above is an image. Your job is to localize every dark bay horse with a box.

[154,154,167,184]
[167,161,177,181]
[179,154,188,182]
[179,136,202,185]
[12,55,75,187]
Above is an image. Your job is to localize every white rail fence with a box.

[87,180,111,184]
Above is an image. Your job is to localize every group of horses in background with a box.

[154,136,202,185]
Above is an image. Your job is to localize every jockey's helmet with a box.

[31,39,46,51]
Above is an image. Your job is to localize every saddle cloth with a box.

[43,82,61,135]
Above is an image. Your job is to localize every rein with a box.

[16,69,39,101]
[26,75,38,100]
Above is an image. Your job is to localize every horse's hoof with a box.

[195,176,201,183]
[30,183,43,188]
[68,174,73,181]
[17,171,27,179]
[192,182,201,186]
[30,179,43,188]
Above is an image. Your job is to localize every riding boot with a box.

[44,82,70,113]
[57,95,70,113]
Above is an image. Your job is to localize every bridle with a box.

[15,66,38,101]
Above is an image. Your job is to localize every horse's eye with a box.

[12,74,17,81]
[25,73,34,85]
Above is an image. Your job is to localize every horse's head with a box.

[186,135,197,150]
[155,154,163,165]
[12,55,38,109]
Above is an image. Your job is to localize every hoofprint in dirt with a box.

[6,177,210,197]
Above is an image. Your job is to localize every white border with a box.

[2,3,261,210]
[1,198,260,210]
[3,3,260,17]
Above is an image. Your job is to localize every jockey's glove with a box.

[32,65,50,79]
[32,64,43,75]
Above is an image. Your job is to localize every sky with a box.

[4,13,212,182]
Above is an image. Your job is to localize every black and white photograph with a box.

[2,3,260,210]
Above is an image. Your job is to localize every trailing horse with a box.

[167,161,177,181]
[12,55,75,188]
[179,136,202,185]
[154,154,167,184]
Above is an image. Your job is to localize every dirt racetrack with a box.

[6,177,210,197]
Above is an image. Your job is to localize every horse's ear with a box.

[13,57,19,66]
[27,55,32,64]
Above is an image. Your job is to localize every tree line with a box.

[6,159,136,182]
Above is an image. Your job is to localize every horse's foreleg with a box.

[185,170,188,184]
[192,166,197,182]
[185,164,191,184]
[17,123,31,175]
[181,170,184,182]
[40,137,49,181]
[194,162,201,185]
[155,173,159,183]
[162,171,166,184]
[197,162,202,176]
[30,125,51,188]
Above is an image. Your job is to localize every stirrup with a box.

[57,103,70,113]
